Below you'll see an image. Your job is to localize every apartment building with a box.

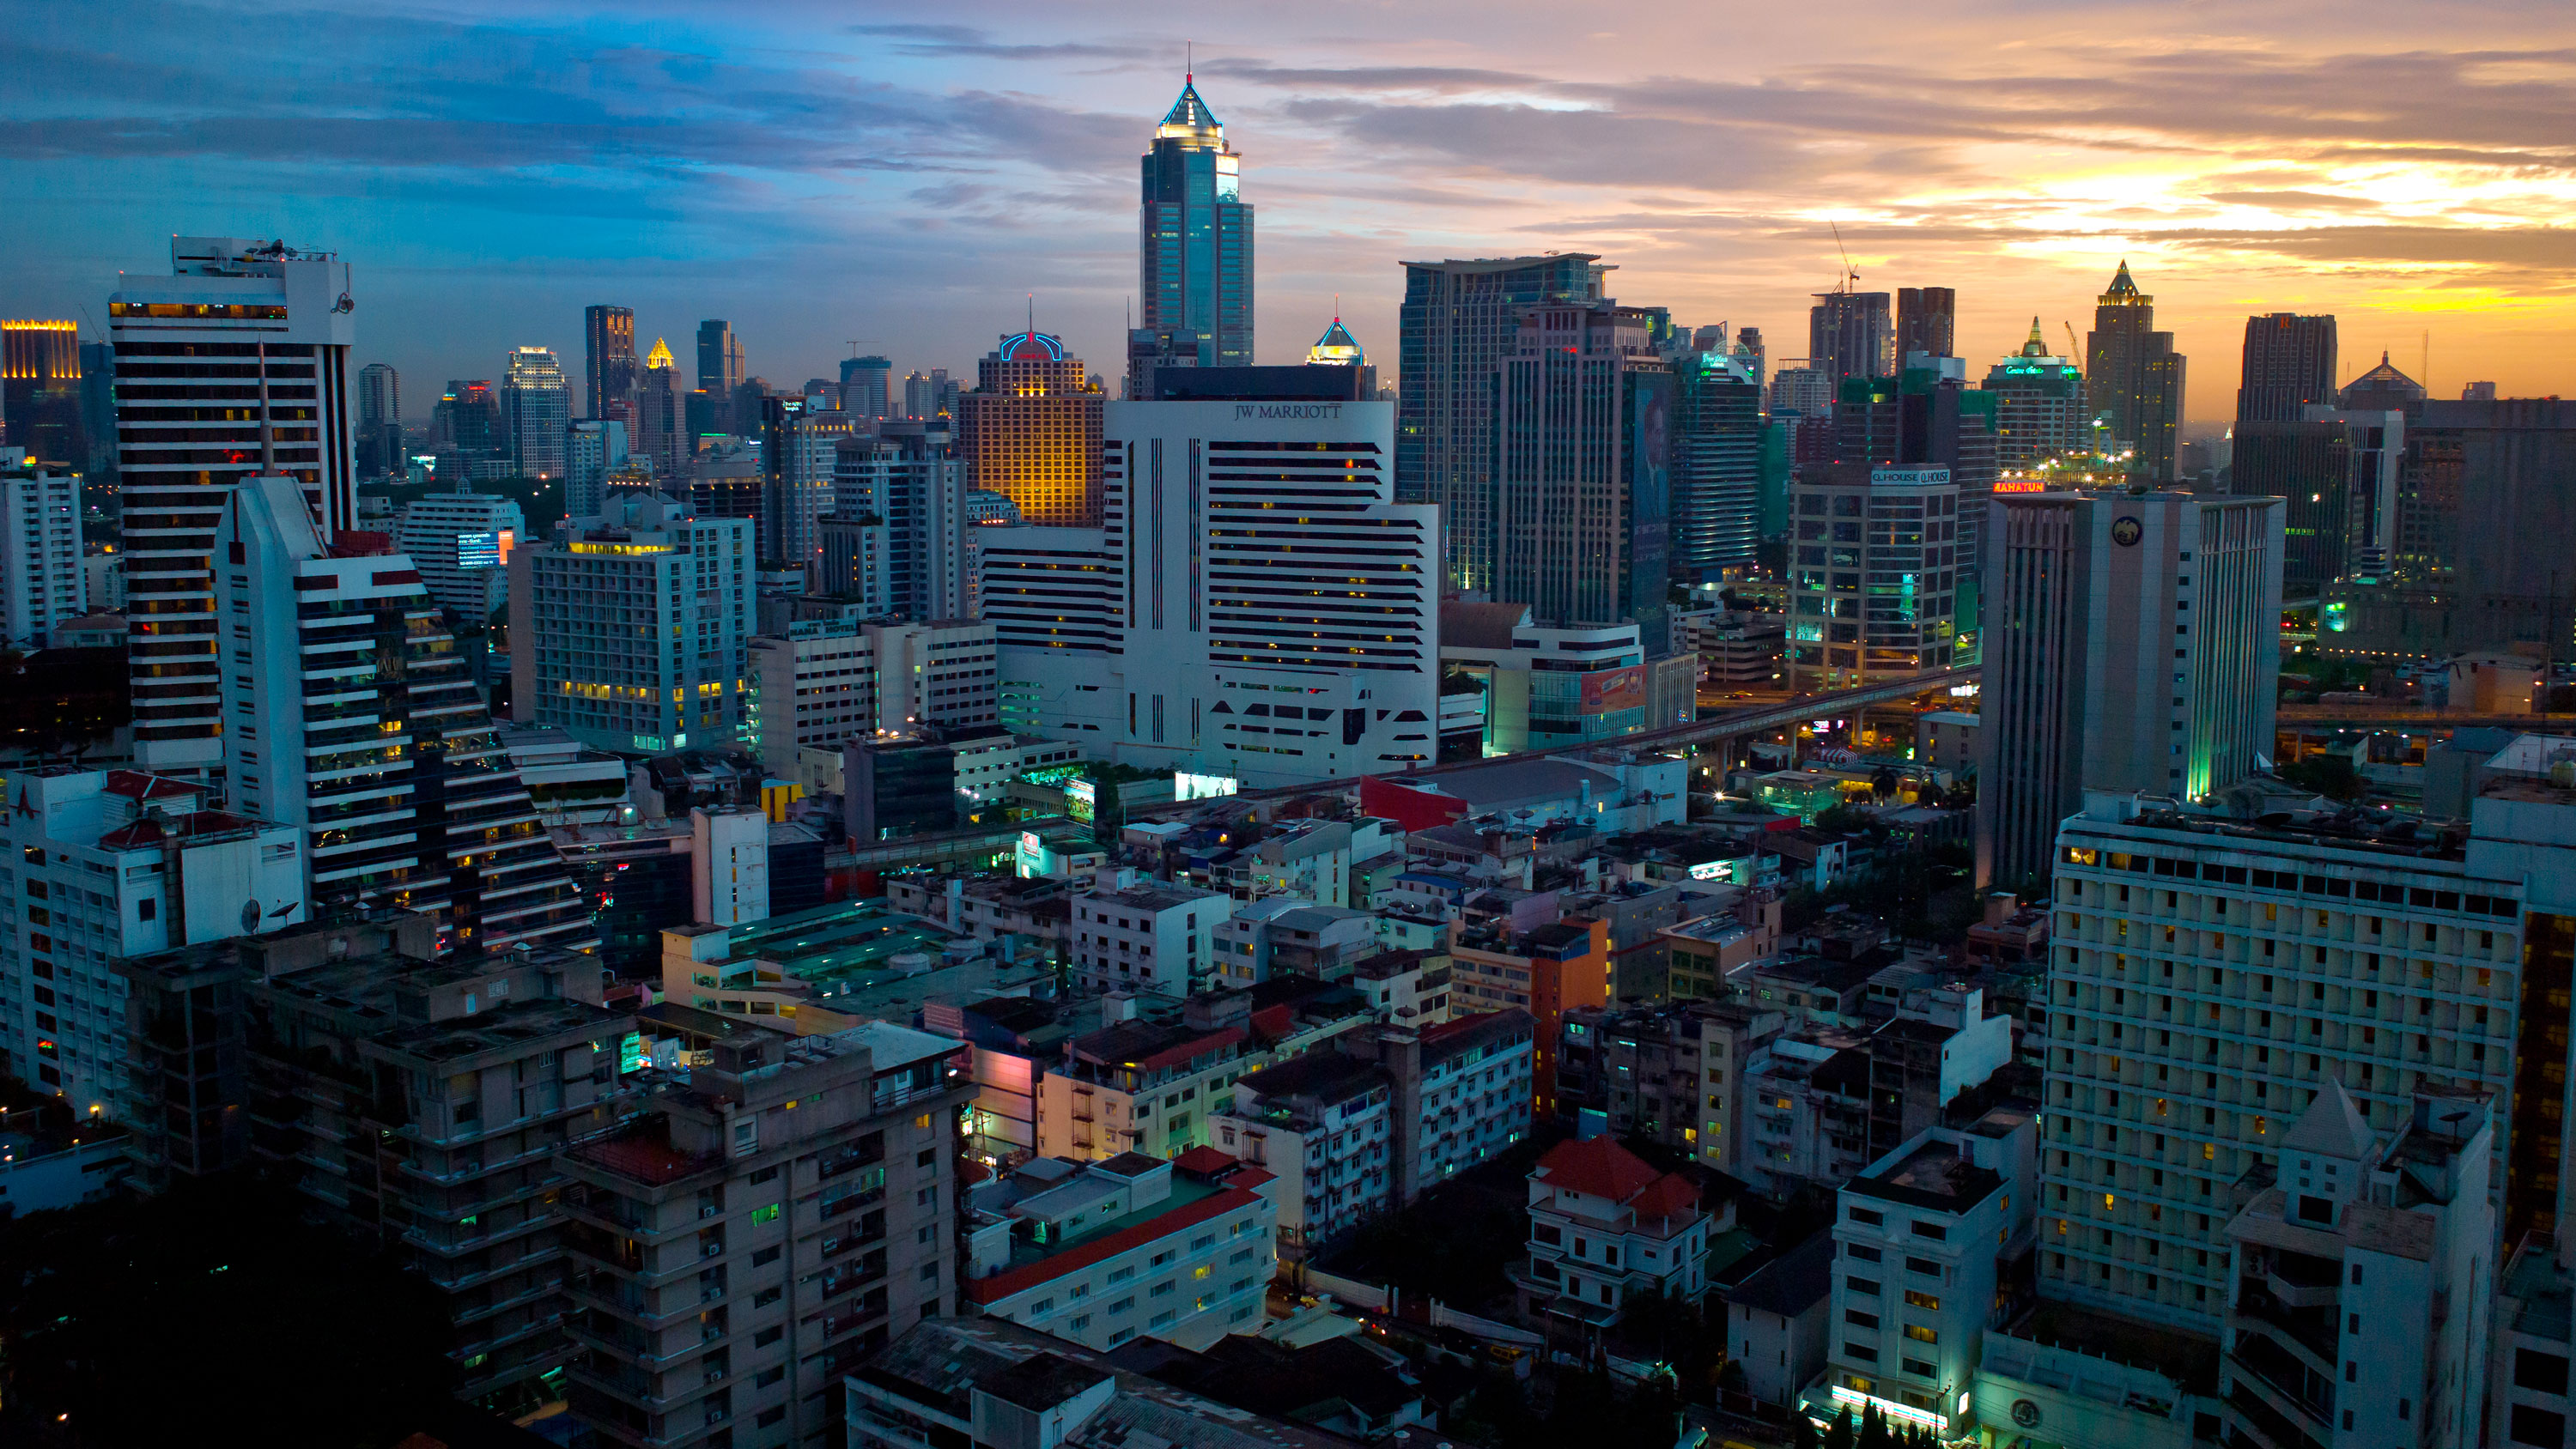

[557,1021,973,1448]
[1035,995,1262,1164]
[1814,1106,2038,1440]
[0,449,84,646]
[2220,1082,2493,1449]
[395,488,525,621]
[1070,882,1235,996]
[242,925,641,1404]
[1555,999,1786,1174]
[1209,900,1376,987]
[2044,786,2570,1333]
[1348,946,1455,1028]
[1451,912,1612,1110]
[959,1147,1278,1351]
[0,767,306,1113]
[1516,1134,1713,1325]
[1662,894,1784,1002]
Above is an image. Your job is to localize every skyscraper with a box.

[2233,408,2403,594]
[635,336,683,477]
[840,354,892,421]
[1980,320,2089,470]
[430,380,502,457]
[1894,286,1956,361]
[110,235,357,779]
[1396,253,1607,592]
[2,320,85,466]
[220,474,595,955]
[956,330,1103,527]
[902,367,957,420]
[564,419,629,521]
[582,304,636,427]
[1490,301,1673,630]
[0,451,85,646]
[2234,312,2338,424]
[395,489,525,622]
[2083,261,2186,482]
[1671,349,1764,581]
[76,341,113,476]
[357,361,400,476]
[1130,77,1255,397]
[500,346,569,479]
[1783,464,1959,693]
[835,420,974,623]
[696,319,744,396]
[1733,325,1767,395]
[762,395,857,580]
[1975,490,2284,888]
[1808,289,1893,384]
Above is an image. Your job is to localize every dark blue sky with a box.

[9,1,2571,416]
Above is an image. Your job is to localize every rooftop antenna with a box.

[1188,39,1193,84]
[1830,221,1858,294]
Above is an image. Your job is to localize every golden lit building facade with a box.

[957,330,1103,526]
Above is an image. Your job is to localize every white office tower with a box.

[981,398,1438,787]
[2043,767,2576,1335]
[2220,1082,2493,1449]
[747,619,999,773]
[1979,491,2285,888]
[0,449,85,646]
[832,420,971,621]
[508,490,754,753]
[690,804,770,926]
[394,490,526,621]
[221,475,596,955]
[565,419,629,520]
[768,402,855,580]
[111,236,357,777]
[0,767,307,1113]
[500,346,570,479]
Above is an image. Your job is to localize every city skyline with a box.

[3,3,2570,421]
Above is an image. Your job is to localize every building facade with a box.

[2,318,85,466]
[501,345,571,478]
[1981,321,2090,471]
[1978,490,2285,888]
[584,304,636,427]
[957,332,1103,528]
[566,418,629,520]
[112,235,358,778]
[1493,301,1673,631]
[2084,262,2186,483]
[1784,464,1962,693]
[981,397,1442,789]
[834,420,973,621]
[1811,290,1893,385]
[1894,287,1956,362]
[0,452,84,646]
[2236,313,2339,425]
[1072,884,1235,997]
[395,489,526,621]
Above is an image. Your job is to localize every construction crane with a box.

[2063,321,2082,360]
[1830,221,1859,294]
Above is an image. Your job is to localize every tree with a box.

[2280,753,2365,803]
[1823,1407,1856,1449]
[1091,773,1124,846]
[1793,1412,1822,1449]
[1856,1402,1889,1449]
[1869,766,1900,801]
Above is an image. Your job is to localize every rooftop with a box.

[677,898,958,989]
[967,1155,1273,1304]
[1725,1229,1835,1318]
[1850,1138,2002,1213]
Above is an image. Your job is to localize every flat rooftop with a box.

[683,898,958,987]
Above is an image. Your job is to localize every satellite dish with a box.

[240,899,262,934]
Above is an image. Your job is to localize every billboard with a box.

[1175,772,1237,802]
[1581,664,1647,715]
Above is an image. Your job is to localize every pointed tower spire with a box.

[2021,317,2048,357]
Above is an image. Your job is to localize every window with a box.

[137,898,155,922]
[1849,1207,1884,1227]
[751,1246,780,1267]
[1844,1310,1880,1329]
[1031,1298,1054,1314]
[1904,1325,1938,1344]
[753,1287,781,1308]
[756,1408,786,1428]
[2513,1407,2567,1447]
[754,1326,782,1348]
[2516,1349,2570,1393]
[1845,1244,1882,1263]
[1901,1358,1936,1378]
[755,1367,784,1388]
[750,1203,781,1225]
[1904,1256,1940,1276]
[1844,1343,1879,1363]
[1904,1290,1940,1311]
[1847,1276,1882,1296]
[1909,1222,1947,1241]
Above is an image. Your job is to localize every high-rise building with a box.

[2084,261,2187,482]
[2233,408,2403,594]
[1783,464,1959,693]
[2234,312,2338,424]
[1809,289,1893,384]
[635,336,683,477]
[1492,300,1673,629]
[76,341,114,476]
[835,419,973,622]
[0,450,85,646]
[979,393,1439,786]
[902,367,957,420]
[696,318,744,401]
[111,235,357,779]
[1396,254,1606,591]
[582,304,636,427]
[3,319,86,467]
[356,361,400,476]
[431,379,502,455]
[2462,380,2498,403]
[396,490,526,622]
[221,474,596,954]
[1981,320,2090,471]
[1894,286,1956,361]
[510,489,754,754]
[0,766,307,1112]
[1735,325,1768,395]
[1672,349,1765,580]
[565,418,629,519]
[1129,77,1255,398]
[1767,366,1832,421]
[1976,490,2285,888]
[2039,772,2576,1333]
[841,354,893,421]
[556,1022,972,1444]
[956,330,1103,527]
[760,395,856,578]
[500,346,570,479]
[2338,350,2428,415]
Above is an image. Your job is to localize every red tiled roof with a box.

[1248,1004,1294,1040]
[1628,1173,1699,1223]
[1171,1144,1240,1177]
[103,770,196,800]
[1131,1024,1246,1073]
[963,1182,1269,1306]
[1535,1136,1662,1203]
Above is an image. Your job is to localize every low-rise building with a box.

[1724,1231,1835,1409]
[1209,899,1377,987]
[1348,947,1454,1028]
[1516,1134,1713,1329]
[1662,894,1785,1002]
[845,1317,1359,1449]
[559,1020,974,1446]
[663,900,963,1025]
[1070,882,1235,996]
[1961,888,2049,968]
[1211,1049,1390,1253]
[960,1147,1279,1351]
[2220,1082,2494,1449]
[1452,912,1611,1110]
[1812,1105,2038,1440]
[1036,996,1260,1165]
[1556,999,1786,1174]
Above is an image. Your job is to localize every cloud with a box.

[848,24,1153,64]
